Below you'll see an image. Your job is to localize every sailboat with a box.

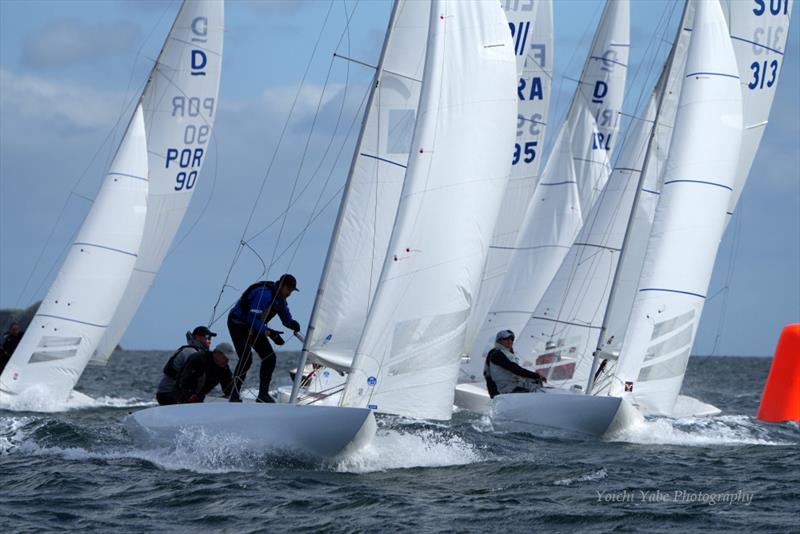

[484,0,792,438]
[456,0,629,408]
[126,0,518,457]
[0,0,225,408]
[285,0,550,409]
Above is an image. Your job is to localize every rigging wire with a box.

[708,204,743,355]
[13,0,177,308]
[208,0,339,325]
[209,0,363,327]
[538,0,679,347]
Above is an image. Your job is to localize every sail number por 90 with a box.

[748,59,779,90]
[513,141,537,165]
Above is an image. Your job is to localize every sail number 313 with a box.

[749,59,778,90]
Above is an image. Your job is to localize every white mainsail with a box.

[93,0,225,363]
[512,2,695,390]
[302,0,431,372]
[610,0,743,415]
[340,0,517,420]
[722,0,793,217]
[0,106,149,401]
[464,0,629,376]
[512,91,658,388]
[464,0,553,349]
[597,0,792,397]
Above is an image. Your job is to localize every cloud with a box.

[21,19,140,68]
[0,69,125,133]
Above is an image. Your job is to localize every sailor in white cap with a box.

[483,330,546,398]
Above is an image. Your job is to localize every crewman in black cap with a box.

[156,325,217,405]
[227,274,301,403]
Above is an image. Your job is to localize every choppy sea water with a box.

[1,352,798,532]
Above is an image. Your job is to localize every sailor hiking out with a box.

[484,330,546,398]
[156,325,217,405]
[175,342,235,403]
[227,273,301,403]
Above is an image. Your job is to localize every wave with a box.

[553,467,608,486]
[0,387,152,413]
[335,426,485,473]
[607,414,796,447]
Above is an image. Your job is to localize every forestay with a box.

[340,0,517,420]
[94,0,225,363]
[465,0,553,351]
[611,0,743,415]
[465,0,629,375]
[0,106,149,402]
[303,0,431,372]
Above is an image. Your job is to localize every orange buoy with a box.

[757,324,800,422]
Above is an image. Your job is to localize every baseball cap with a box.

[278,273,299,292]
[496,329,515,342]
[214,342,236,360]
[192,325,217,338]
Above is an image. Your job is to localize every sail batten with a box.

[464,0,554,349]
[301,0,431,372]
[0,105,149,401]
[94,0,225,363]
[464,0,629,381]
[341,0,518,420]
[610,0,743,415]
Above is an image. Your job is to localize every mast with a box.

[290,0,404,403]
[585,0,691,395]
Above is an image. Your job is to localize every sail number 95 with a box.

[513,141,538,165]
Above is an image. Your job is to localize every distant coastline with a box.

[0,307,769,358]
[0,302,122,351]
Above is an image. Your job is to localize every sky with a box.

[0,0,798,356]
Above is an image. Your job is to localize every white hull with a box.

[454,382,491,415]
[125,403,376,459]
[490,389,642,439]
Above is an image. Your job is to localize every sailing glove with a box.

[267,329,286,346]
[287,320,301,333]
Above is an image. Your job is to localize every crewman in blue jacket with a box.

[227,273,301,403]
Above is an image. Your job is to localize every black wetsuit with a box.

[227,281,297,402]
[175,350,234,403]
[0,329,24,374]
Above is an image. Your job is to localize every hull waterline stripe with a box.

[37,314,108,328]
[359,153,407,169]
[639,288,706,299]
[663,179,732,191]
[108,172,148,182]
[73,242,138,257]
[641,188,660,195]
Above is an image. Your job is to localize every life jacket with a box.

[162,345,196,379]
[484,345,526,396]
